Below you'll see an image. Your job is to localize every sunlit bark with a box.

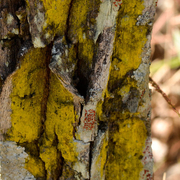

[0,0,156,179]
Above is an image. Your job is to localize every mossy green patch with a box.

[106,118,147,180]
[7,47,48,143]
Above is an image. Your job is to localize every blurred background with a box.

[150,0,180,179]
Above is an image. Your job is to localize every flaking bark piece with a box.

[88,27,115,103]
[90,130,108,180]
[76,28,115,143]
[49,37,84,104]
[0,8,19,39]
[16,6,30,40]
[26,0,53,48]
[0,75,13,141]
[73,140,90,179]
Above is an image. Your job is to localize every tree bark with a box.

[0,0,156,179]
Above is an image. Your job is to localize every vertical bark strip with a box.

[0,0,156,179]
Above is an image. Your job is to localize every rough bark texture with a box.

[0,0,156,179]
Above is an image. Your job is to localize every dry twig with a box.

[149,76,180,117]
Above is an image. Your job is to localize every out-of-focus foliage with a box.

[151,0,180,180]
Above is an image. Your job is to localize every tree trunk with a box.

[0,0,156,179]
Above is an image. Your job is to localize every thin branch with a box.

[149,76,180,117]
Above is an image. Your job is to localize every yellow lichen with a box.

[68,0,89,42]
[78,38,95,69]
[109,0,147,87]
[5,0,149,179]
[116,78,137,96]
[68,0,101,42]
[106,118,147,180]
[42,73,78,162]
[7,47,48,143]
[42,0,71,36]
[25,156,45,178]
[40,144,62,179]
[6,47,50,178]
[7,46,78,178]
[68,44,77,65]
[96,99,104,121]
[25,0,30,8]
[102,0,149,179]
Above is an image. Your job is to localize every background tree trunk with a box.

[0,0,156,179]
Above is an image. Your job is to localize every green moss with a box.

[106,118,147,180]
[103,0,148,118]
[7,47,48,143]
[116,78,137,96]
[97,0,147,123]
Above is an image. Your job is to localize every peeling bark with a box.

[0,0,156,179]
